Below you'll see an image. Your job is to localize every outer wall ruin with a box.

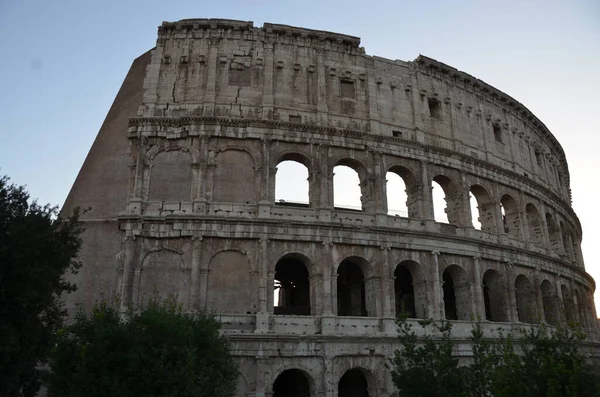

[62,19,597,397]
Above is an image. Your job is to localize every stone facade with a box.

[62,19,598,397]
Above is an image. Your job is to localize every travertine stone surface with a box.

[62,19,597,397]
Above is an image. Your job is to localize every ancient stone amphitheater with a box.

[62,18,597,397]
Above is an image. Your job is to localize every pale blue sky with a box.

[1,0,599,304]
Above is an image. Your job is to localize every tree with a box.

[47,297,238,397]
[390,317,466,397]
[0,175,83,397]
[390,317,600,397]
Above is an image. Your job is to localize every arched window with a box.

[525,203,544,246]
[482,270,508,322]
[561,285,575,324]
[394,265,415,318]
[560,222,574,260]
[469,185,495,232]
[386,172,408,217]
[574,289,587,327]
[432,179,448,223]
[274,255,311,315]
[273,369,311,397]
[545,213,561,252]
[275,159,309,206]
[386,166,418,218]
[333,163,362,210]
[432,175,460,225]
[541,279,559,326]
[515,275,536,323]
[339,368,369,397]
[442,265,471,320]
[500,194,521,238]
[337,258,371,317]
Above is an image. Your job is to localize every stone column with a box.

[203,36,220,115]
[119,233,137,311]
[256,238,271,333]
[189,235,203,310]
[430,251,443,319]
[472,256,486,320]
[315,47,328,124]
[419,161,434,220]
[505,263,519,322]
[261,38,275,118]
[322,240,334,315]
[380,245,394,317]
[194,135,210,213]
[370,149,386,215]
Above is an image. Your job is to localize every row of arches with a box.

[273,368,372,397]
[272,254,594,327]
[133,248,595,328]
[274,159,581,264]
[141,147,580,266]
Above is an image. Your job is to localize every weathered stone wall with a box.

[63,19,595,397]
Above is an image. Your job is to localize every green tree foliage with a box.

[0,175,83,397]
[47,298,238,397]
[391,318,600,397]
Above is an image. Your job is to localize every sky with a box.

[1,0,599,307]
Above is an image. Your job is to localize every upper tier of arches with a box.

[131,137,584,269]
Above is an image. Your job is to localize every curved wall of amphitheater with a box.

[63,19,597,397]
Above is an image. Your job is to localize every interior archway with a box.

[515,275,536,323]
[273,369,311,397]
[482,270,508,322]
[442,265,470,320]
[337,259,367,317]
[274,255,311,315]
[338,368,369,397]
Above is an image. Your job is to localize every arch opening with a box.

[394,265,416,318]
[337,259,367,317]
[541,279,560,326]
[386,171,408,217]
[442,265,470,320]
[275,160,310,207]
[338,368,369,397]
[525,203,544,246]
[561,222,575,260]
[545,213,561,253]
[386,166,417,218]
[273,369,311,397]
[432,175,460,225]
[333,164,362,211]
[561,285,575,324]
[482,270,508,322]
[274,255,310,315]
[500,194,521,238]
[469,185,495,232]
[515,275,536,323]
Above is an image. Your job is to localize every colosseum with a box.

[62,18,597,397]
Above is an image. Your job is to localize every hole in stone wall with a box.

[493,124,503,143]
[428,98,441,119]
